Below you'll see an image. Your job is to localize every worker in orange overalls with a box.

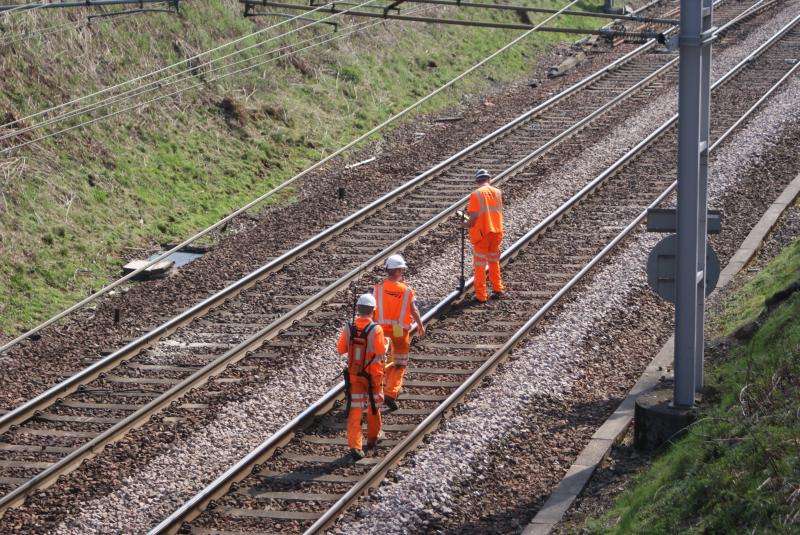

[337,293,387,460]
[464,169,505,302]
[374,254,425,412]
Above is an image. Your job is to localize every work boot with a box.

[384,396,399,412]
[350,448,365,461]
[491,291,506,300]
[365,440,378,452]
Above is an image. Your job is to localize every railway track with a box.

[149,13,800,534]
[0,0,779,517]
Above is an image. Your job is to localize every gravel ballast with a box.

[1,3,798,533]
[0,21,643,409]
[336,77,800,533]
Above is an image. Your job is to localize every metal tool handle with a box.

[459,210,466,291]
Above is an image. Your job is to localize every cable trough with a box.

[0,0,777,519]
[148,14,800,534]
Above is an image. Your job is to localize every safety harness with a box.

[343,320,379,417]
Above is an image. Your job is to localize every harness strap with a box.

[342,367,352,418]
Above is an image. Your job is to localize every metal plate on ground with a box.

[647,234,720,303]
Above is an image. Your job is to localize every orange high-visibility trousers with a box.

[383,332,410,399]
[347,374,383,450]
[473,231,504,301]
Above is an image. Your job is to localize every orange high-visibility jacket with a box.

[467,184,503,243]
[337,317,386,376]
[373,280,416,334]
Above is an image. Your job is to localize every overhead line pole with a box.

[695,0,714,392]
[673,0,714,408]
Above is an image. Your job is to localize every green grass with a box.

[709,225,800,337]
[586,238,800,534]
[0,0,605,334]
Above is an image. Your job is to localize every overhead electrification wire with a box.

[0,2,43,16]
[0,0,383,148]
[1,3,402,154]
[1,19,85,45]
[1,0,581,354]
[0,0,351,132]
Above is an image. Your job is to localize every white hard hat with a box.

[357,293,376,308]
[475,168,491,181]
[385,254,408,270]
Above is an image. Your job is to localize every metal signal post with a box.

[674,0,714,408]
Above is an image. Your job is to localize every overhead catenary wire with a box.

[0,0,581,354]
[0,0,347,132]
[1,19,86,46]
[0,2,44,16]
[0,0,383,147]
[3,1,413,155]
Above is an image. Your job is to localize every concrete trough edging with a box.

[522,171,800,535]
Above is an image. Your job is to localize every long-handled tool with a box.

[343,284,358,419]
[457,210,467,292]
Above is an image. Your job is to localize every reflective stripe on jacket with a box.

[467,185,503,242]
[374,280,414,332]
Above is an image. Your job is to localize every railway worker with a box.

[337,293,387,460]
[373,254,425,412]
[464,168,505,302]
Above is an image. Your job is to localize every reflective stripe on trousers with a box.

[392,353,410,366]
[473,232,504,300]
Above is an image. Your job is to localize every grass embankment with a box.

[588,237,800,534]
[0,0,602,335]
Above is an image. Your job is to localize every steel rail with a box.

[149,13,800,533]
[0,0,663,432]
[0,0,680,357]
[304,15,800,532]
[0,0,595,515]
[0,0,774,516]
[0,19,662,513]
